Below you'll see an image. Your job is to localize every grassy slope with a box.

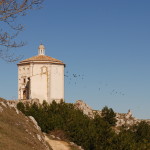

[0,98,50,150]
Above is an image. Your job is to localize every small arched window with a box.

[41,66,47,74]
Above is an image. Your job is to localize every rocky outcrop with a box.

[115,110,140,127]
[74,100,150,127]
[74,100,94,118]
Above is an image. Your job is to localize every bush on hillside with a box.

[101,106,117,126]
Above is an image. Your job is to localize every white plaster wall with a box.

[50,65,64,102]
[18,62,64,104]
[30,64,49,103]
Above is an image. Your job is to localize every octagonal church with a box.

[17,44,65,103]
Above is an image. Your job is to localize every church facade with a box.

[17,44,65,103]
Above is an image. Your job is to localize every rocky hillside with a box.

[74,100,150,127]
[0,98,50,150]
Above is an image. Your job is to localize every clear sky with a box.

[0,0,150,119]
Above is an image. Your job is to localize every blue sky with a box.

[0,0,150,119]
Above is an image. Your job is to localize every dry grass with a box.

[0,98,50,150]
[46,130,83,150]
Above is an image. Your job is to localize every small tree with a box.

[17,102,25,113]
[134,121,150,143]
[101,106,117,126]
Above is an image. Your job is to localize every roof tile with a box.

[19,55,64,65]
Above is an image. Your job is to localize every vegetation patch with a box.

[17,101,150,150]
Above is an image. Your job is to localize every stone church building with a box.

[17,44,65,103]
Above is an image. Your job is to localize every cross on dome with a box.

[38,44,45,55]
